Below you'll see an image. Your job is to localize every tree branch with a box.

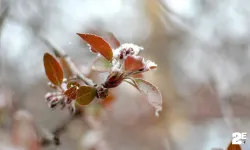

[37,35,102,147]
[39,36,96,86]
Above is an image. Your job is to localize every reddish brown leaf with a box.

[90,46,99,53]
[76,86,97,105]
[64,86,78,99]
[43,53,64,86]
[227,141,242,150]
[77,33,113,61]
[124,55,144,72]
[106,32,121,49]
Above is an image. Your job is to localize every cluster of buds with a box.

[102,43,157,89]
[44,79,79,113]
[113,43,143,60]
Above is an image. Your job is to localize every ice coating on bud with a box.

[114,43,144,59]
[103,71,125,88]
[96,85,109,99]
[44,79,78,114]
[144,60,157,71]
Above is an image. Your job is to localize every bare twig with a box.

[37,35,103,147]
[36,109,83,147]
[0,4,8,35]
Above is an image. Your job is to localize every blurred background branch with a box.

[0,0,250,150]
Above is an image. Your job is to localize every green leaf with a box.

[92,56,113,72]
[76,86,97,106]
[133,78,162,117]
[43,53,64,86]
[77,33,113,61]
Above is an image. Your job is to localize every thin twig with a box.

[38,34,112,149]
[51,110,82,137]
[36,109,83,147]
[39,36,96,86]
[0,4,8,35]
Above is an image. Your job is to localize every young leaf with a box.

[133,78,162,117]
[124,55,144,72]
[43,53,64,86]
[77,33,113,61]
[227,141,241,150]
[92,56,113,72]
[76,86,97,105]
[64,86,78,99]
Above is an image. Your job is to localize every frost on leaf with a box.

[133,78,162,117]
[76,86,97,106]
[43,53,64,86]
[77,33,113,61]
[124,55,144,72]
[227,141,241,150]
[144,60,157,71]
[92,56,113,72]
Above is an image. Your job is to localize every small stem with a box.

[123,78,139,90]
[39,35,110,149]
[40,36,96,86]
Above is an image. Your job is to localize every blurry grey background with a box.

[1,0,250,150]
